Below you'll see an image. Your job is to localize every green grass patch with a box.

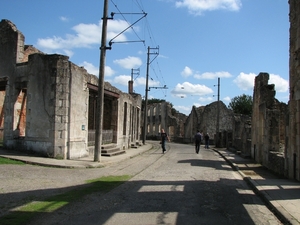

[0,157,25,165]
[0,175,131,225]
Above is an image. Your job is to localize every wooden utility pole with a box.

[142,47,150,145]
[215,77,220,147]
[94,0,109,162]
[142,46,159,144]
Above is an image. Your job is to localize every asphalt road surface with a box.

[2,142,282,225]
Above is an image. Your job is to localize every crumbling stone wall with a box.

[287,0,300,180]
[269,151,285,177]
[231,114,252,156]
[145,101,186,140]
[251,73,287,169]
[184,106,204,143]
[184,101,233,144]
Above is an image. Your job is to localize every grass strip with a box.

[0,157,25,165]
[0,175,131,225]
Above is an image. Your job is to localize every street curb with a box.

[0,144,154,169]
[212,148,295,225]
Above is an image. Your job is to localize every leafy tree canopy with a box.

[228,94,253,115]
[142,98,166,110]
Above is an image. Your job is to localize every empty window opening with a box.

[123,102,127,135]
[0,80,7,144]
[14,89,27,137]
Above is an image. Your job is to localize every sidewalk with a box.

[0,144,299,224]
[0,143,153,168]
[213,148,300,225]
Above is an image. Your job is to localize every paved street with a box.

[0,142,282,225]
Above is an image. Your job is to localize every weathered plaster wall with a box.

[2,53,90,159]
[118,92,142,149]
[0,19,142,159]
[287,0,300,180]
[67,62,90,158]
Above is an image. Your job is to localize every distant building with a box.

[143,101,187,140]
[184,101,233,144]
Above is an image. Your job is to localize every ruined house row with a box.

[144,101,187,140]
[0,19,142,159]
[145,100,234,145]
[1,0,299,182]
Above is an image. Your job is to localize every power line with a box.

[110,0,146,48]
[110,0,169,100]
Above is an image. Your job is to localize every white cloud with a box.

[223,96,231,102]
[112,75,131,86]
[80,61,98,75]
[171,82,213,98]
[79,62,115,77]
[175,0,242,15]
[112,75,159,87]
[233,72,289,93]
[113,56,142,69]
[63,49,74,58]
[269,74,289,93]
[174,105,191,113]
[198,96,214,102]
[181,66,193,78]
[193,103,202,107]
[194,71,232,79]
[37,19,129,52]
[135,77,160,87]
[59,16,69,22]
[233,72,256,91]
[105,66,115,77]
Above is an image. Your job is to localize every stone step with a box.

[89,143,124,157]
[101,143,117,150]
[101,147,121,154]
[131,143,138,148]
[101,150,126,157]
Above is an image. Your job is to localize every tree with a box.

[142,98,165,110]
[228,94,253,115]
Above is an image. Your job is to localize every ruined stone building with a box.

[144,101,186,140]
[250,1,300,181]
[184,101,234,144]
[0,19,142,159]
[231,114,252,156]
[250,73,288,176]
[287,0,300,180]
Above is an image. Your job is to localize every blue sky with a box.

[1,0,289,115]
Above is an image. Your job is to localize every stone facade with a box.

[231,114,252,156]
[0,19,142,159]
[184,101,234,144]
[287,0,300,180]
[251,73,288,174]
[144,101,187,140]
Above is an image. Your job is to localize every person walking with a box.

[204,133,210,149]
[194,130,202,154]
[160,128,170,153]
